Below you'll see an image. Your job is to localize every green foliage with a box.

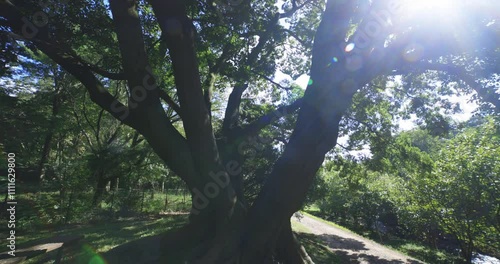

[384,239,464,264]
[421,118,499,260]
[16,189,192,232]
[315,159,398,235]
[312,118,500,263]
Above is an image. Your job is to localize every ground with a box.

[11,213,427,263]
[292,213,424,264]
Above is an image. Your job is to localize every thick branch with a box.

[221,14,285,137]
[149,0,236,223]
[148,0,219,159]
[109,0,160,110]
[2,1,204,191]
[222,83,248,135]
[403,62,500,111]
[1,4,136,126]
[38,42,135,126]
[158,88,183,118]
[250,70,293,91]
[279,0,314,18]
[87,63,126,80]
[239,98,303,139]
[283,28,309,48]
[240,1,360,261]
[247,14,280,66]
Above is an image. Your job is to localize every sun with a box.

[402,0,467,20]
[405,0,455,11]
[398,0,467,27]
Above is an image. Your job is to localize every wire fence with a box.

[13,188,192,230]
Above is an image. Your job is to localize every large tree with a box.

[1,0,499,262]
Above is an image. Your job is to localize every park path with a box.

[292,214,425,264]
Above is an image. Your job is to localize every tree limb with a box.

[250,70,293,91]
[158,88,183,118]
[222,83,248,135]
[283,28,309,48]
[238,98,303,139]
[148,1,237,216]
[411,62,500,112]
[0,3,136,126]
[279,0,314,18]
[87,63,126,80]
[396,61,500,111]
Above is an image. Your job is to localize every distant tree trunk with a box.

[64,191,74,224]
[459,242,473,264]
[110,177,118,191]
[92,171,108,207]
[37,80,62,181]
[164,192,168,210]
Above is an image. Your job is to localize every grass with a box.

[304,204,321,214]
[292,218,342,263]
[11,189,191,263]
[14,190,191,231]
[303,207,464,264]
[11,190,344,263]
[301,211,352,232]
[296,233,343,264]
[21,214,339,264]
[12,194,459,264]
[20,215,188,263]
[383,239,464,264]
[291,219,312,233]
[103,191,192,214]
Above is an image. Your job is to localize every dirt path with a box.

[292,214,425,264]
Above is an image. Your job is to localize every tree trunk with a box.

[155,1,361,262]
[110,177,118,191]
[275,220,314,264]
[157,212,313,263]
[37,81,62,180]
[92,171,108,207]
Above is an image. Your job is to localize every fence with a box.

[14,188,192,230]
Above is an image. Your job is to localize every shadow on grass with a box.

[301,210,460,264]
[18,215,187,264]
[296,232,343,264]
[383,238,465,264]
[297,233,422,264]
[314,233,368,251]
[334,251,422,264]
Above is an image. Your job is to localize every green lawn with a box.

[18,215,188,263]
[12,197,459,264]
[302,208,464,264]
[296,233,343,264]
[21,216,339,264]
[292,218,342,263]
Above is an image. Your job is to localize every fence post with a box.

[64,191,74,224]
[110,190,115,213]
[164,189,168,211]
[141,188,145,213]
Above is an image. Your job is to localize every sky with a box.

[276,71,478,126]
[273,70,479,159]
